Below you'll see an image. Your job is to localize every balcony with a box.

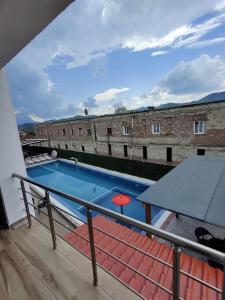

[0,218,138,300]
[5,174,224,300]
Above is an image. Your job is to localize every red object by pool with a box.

[112,194,131,214]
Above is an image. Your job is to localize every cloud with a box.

[94,88,130,102]
[132,54,225,107]
[27,114,45,123]
[7,59,80,124]
[187,37,225,48]
[7,0,225,123]
[83,97,98,108]
[151,51,168,56]
[9,0,225,70]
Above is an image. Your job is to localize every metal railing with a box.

[13,173,225,300]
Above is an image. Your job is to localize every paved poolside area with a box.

[164,213,225,241]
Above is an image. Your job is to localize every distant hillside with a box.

[18,91,225,129]
[157,91,225,109]
[42,114,97,124]
[197,91,225,103]
[18,122,36,133]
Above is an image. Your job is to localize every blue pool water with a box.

[27,160,163,224]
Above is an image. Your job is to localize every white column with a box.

[0,68,33,225]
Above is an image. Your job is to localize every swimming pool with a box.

[27,160,163,224]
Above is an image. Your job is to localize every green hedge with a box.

[24,146,174,181]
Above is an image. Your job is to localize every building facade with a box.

[35,101,225,165]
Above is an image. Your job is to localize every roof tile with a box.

[65,216,223,300]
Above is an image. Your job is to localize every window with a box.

[122,126,129,135]
[45,130,48,136]
[143,146,147,160]
[94,148,97,154]
[58,144,60,149]
[73,145,76,149]
[106,127,112,135]
[197,149,205,156]
[62,129,66,136]
[71,129,74,135]
[87,128,91,136]
[152,123,160,134]
[40,129,42,135]
[65,144,68,150]
[166,147,172,162]
[194,121,205,134]
[50,129,53,136]
[82,146,85,152]
[124,145,128,157]
[57,130,60,136]
[108,144,112,156]
[78,128,83,135]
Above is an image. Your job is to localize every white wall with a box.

[0,69,33,225]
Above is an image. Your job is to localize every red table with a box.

[112,194,131,214]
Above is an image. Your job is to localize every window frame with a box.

[122,125,129,135]
[106,127,112,135]
[78,128,83,136]
[152,123,160,134]
[194,121,205,134]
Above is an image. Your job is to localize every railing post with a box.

[20,179,32,228]
[86,208,98,286]
[222,259,225,300]
[45,190,57,250]
[173,245,180,300]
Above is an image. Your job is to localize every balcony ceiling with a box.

[0,0,74,69]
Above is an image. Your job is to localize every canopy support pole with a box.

[145,203,152,238]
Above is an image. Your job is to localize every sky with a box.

[6,0,225,124]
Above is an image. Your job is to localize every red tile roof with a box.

[65,216,223,300]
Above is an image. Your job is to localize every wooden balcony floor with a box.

[0,220,139,300]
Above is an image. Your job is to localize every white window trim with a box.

[194,121,205,134]
[152,123,160,134]
[122,125,129,135]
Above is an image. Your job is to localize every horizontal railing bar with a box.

[47,226,146,300]
[50,203,86,222]
[88,238,173,295]
[46,203,173,269]
[26,202,91,242]
[26,196,168,267]
[14,173,225,263]
[50,202,173,268]
[23,210,51,231]
[19,188,45,201]
[25,203,172,294]
[92,224,173,268]
[26,200,222,294]
[180,269,222,293]
[26,209,171,295]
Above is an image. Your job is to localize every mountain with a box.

[18,122,37,133]
[18,91,225,129]
[157,91,225,109]
[196,91,225,103]
[43,114,97,124]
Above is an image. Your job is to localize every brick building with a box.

[35,100,225,165]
